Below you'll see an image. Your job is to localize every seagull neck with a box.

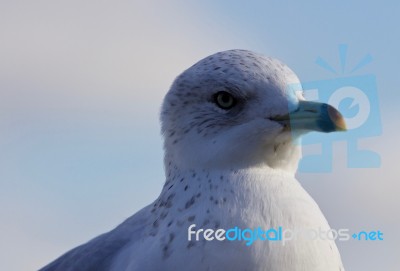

[161,161,296,193]
[150,162,301,235]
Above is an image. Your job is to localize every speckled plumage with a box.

[40,50,345,271]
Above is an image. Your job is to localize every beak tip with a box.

[336,121,347,131]
[328,105,347,132]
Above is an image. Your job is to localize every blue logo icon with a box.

[294,44,382,172]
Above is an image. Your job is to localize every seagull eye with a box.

[214,91,236,110]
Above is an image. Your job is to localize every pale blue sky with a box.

[0,1,399,270]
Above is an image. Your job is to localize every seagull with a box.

[40,49,346,271]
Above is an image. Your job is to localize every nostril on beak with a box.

[304,109,318,113]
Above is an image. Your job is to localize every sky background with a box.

[1,1,399,270]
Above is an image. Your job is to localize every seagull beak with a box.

[271,101,347,133]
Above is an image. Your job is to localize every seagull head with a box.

[161,50,346,173]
